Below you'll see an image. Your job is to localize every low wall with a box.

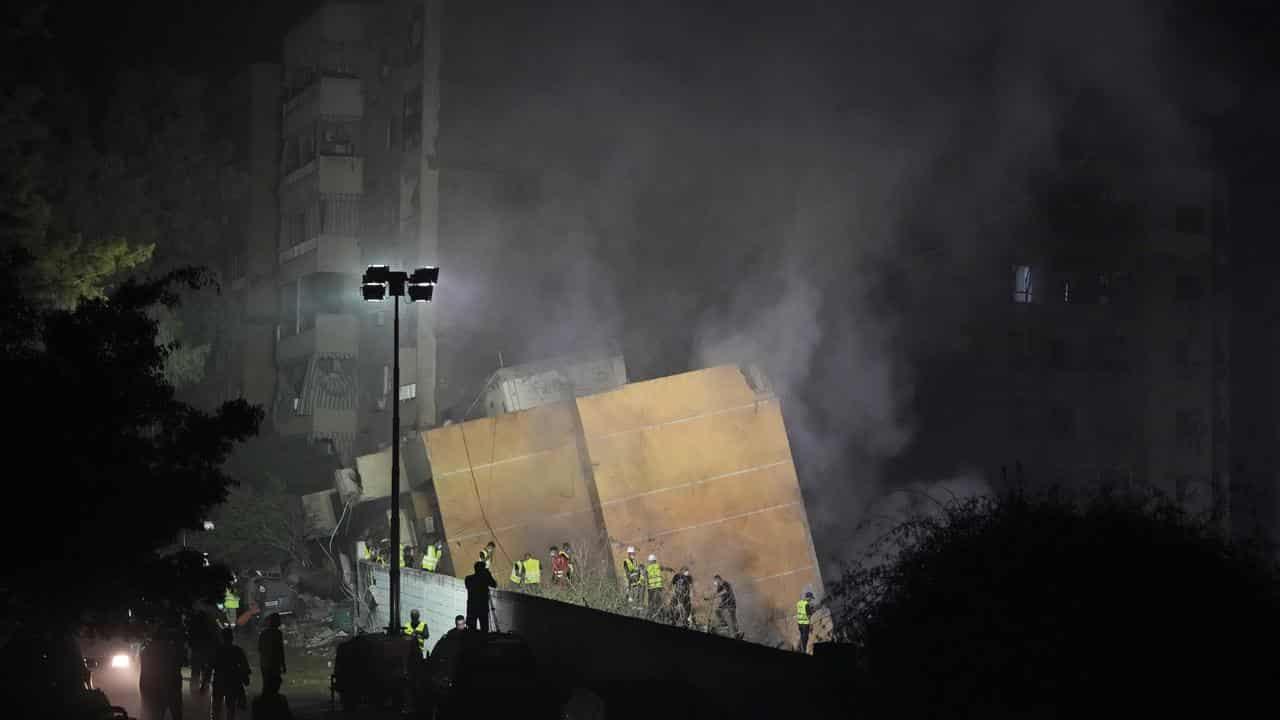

[362,563,468,654]
[362,564,823,716]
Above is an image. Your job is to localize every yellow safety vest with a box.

[797,599,810,625]
[224,590,240,610]
[623,557,640,584]
[646,563,663,589]
[403,621,428,650]
[523,558,541,584]
[510,561,524,584]
[422,545,441,571]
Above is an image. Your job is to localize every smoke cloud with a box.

[439,0,1202,574]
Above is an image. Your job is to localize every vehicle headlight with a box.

[111,654,131,669]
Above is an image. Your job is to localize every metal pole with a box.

[389,294,402,635]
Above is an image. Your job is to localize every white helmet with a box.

[626,546,636,554]
[647,554,657,562]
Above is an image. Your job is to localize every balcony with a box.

[279,234,361,284]
[278,312,359,365]
[284,76,363,133]
[284,155,363,193]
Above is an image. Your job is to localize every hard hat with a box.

[647,554,656,562]
[626,546,636,554]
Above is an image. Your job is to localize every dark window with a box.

[1049,406,1076,439]
[1175,205,1206,235]
[1175,275,1205,302]
[1175,409,1206,454]
[1013,265,1034,303]
[1048,338,1068,371]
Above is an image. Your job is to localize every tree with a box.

[826,488,1280,718]
[194,478,316,571]
[0,85,153,308]
[0,254,261,627]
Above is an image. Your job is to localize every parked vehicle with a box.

[330,631,418,712]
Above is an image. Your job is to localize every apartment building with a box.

[998,164,1229,521]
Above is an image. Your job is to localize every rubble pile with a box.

[283,593,352,656]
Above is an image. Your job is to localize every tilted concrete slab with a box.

[419,365,823,647]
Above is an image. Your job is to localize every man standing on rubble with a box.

[257,613,286,695]
[622,547,643,605]
[550,546,568,585]
[671,567,694,627]
[521,552,541,591]
[796,591,817,653]
[711,575,741,639]
[464,561,498,633]
[645,555,664,613]
[421,540,443,572]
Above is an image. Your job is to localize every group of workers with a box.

[365,537,820,652]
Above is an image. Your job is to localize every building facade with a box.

[998,164,1229,523]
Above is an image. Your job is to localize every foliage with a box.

[0,86,154,308]
[0,253,262,626]
[826,487,1280,717]
[194,477,316,572]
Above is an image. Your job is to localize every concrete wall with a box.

[364,563,468,654]
[363,563,820,715]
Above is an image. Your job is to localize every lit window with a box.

[399,383,417,401]
[1013,265,1034,303]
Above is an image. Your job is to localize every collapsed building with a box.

[311,360,824,648]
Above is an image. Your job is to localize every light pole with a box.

[361,264,439,636]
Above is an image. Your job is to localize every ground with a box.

[101,623,389,720]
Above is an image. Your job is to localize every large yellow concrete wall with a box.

[577,365,823,643]
[422,401,601,585]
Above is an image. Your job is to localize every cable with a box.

[459,412,514,572]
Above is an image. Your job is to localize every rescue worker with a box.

[464,561,498,633]
[257,614,286,694]
[550,546,568,585]
[421,540,443,572]
[223,585,241,627]
[560,542,575,580]
[645,554,665,612]
[671,567,694,627]
[711,575,741,639]
[509,557,525,586]
[480,541,496,570]
[403,609,429,657]
[521,552,541,591]
[404,545,417,569]
[211,628,251,720]
[622,547,643,605]
[797,591,816,653]
[140,616,186,720]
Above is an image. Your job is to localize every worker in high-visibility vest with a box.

[645,554,664,612]
[421,541,443,572]
[797,591,816,653]
[509,558,525,585]
[521,552,541,591]
[223,587,241,626]
[622,547,643,605]
[403,609,429,657]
